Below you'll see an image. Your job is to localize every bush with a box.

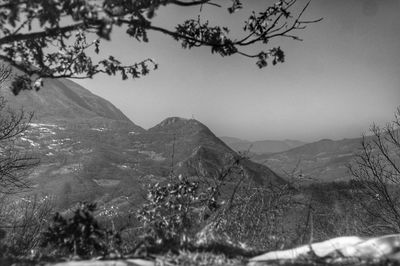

[0,195,54,257]
[137,175,219,249]
[211,184,295,251]
[41,202,121,258]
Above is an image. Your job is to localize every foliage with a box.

[0,0,321,94]
[137,175,219,248]
[211,183,295,251]
[41,202,121,258]
[299,184,364,243]
[350,107,400,234]
[136,152,301,252]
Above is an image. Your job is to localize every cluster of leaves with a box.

[175,20,237,56]
[40,202,121,258]
[256,47,285,68]
[0,0,320,94]
[137,175,220,248]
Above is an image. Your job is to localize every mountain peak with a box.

[149,117,206,133]
[2,74,284,206]
[158,117,200,127]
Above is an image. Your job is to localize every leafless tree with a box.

[0,194,55,255]
[0,63,11,85]
[0,64,39,194]
[350,107,400,234]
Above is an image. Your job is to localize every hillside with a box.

[141,117,284,185]
[252,138,363,182]
[0,78,283,209]
[220,136,307,154]
[1,78,142,129]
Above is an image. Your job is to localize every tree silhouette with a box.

[350,108,400,234]
[0,64,39,193]
[0,0,321,94]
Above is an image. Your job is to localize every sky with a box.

[75,0,400,142]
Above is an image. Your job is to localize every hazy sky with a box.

[75,0,400,142]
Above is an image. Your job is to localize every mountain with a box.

[140,117,284,186]
[1,78,146,205]
[251,138,363,183]
[0,78,283,209]
[1,78,143,130]
[220,136,307,154]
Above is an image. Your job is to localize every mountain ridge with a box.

[1,78,143,132]
[251,137,364,182]
[0,76,284,209]
[220,136,307,154]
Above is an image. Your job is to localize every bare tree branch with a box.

[350,107,400,233]
[0,0,321,93]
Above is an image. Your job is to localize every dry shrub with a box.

[0,194,54,256]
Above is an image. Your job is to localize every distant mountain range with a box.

[2,72,386,205]
[220,136,307,154]
[221,135,365,183]
[251,138,363,183]
[1,77,283,208]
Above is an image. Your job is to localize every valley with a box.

[0,1,398,264]
[251,138,362,183]
[1,76,399,265]
[222,135,365,183]
[1,78,283,211]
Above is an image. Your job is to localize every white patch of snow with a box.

[250,236,365,262]
[338,234,400,258]
[20,137,40,147]
[91,127,107,132]
[250,235,400,263]
[29,123,58,128]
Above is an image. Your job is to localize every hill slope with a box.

[1,78,143,130]
[252,138,362,182]
[140,117,284,185]
[1,78,283,208]
[220,136,307,154]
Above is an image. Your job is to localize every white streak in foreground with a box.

[250,234,400,263]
